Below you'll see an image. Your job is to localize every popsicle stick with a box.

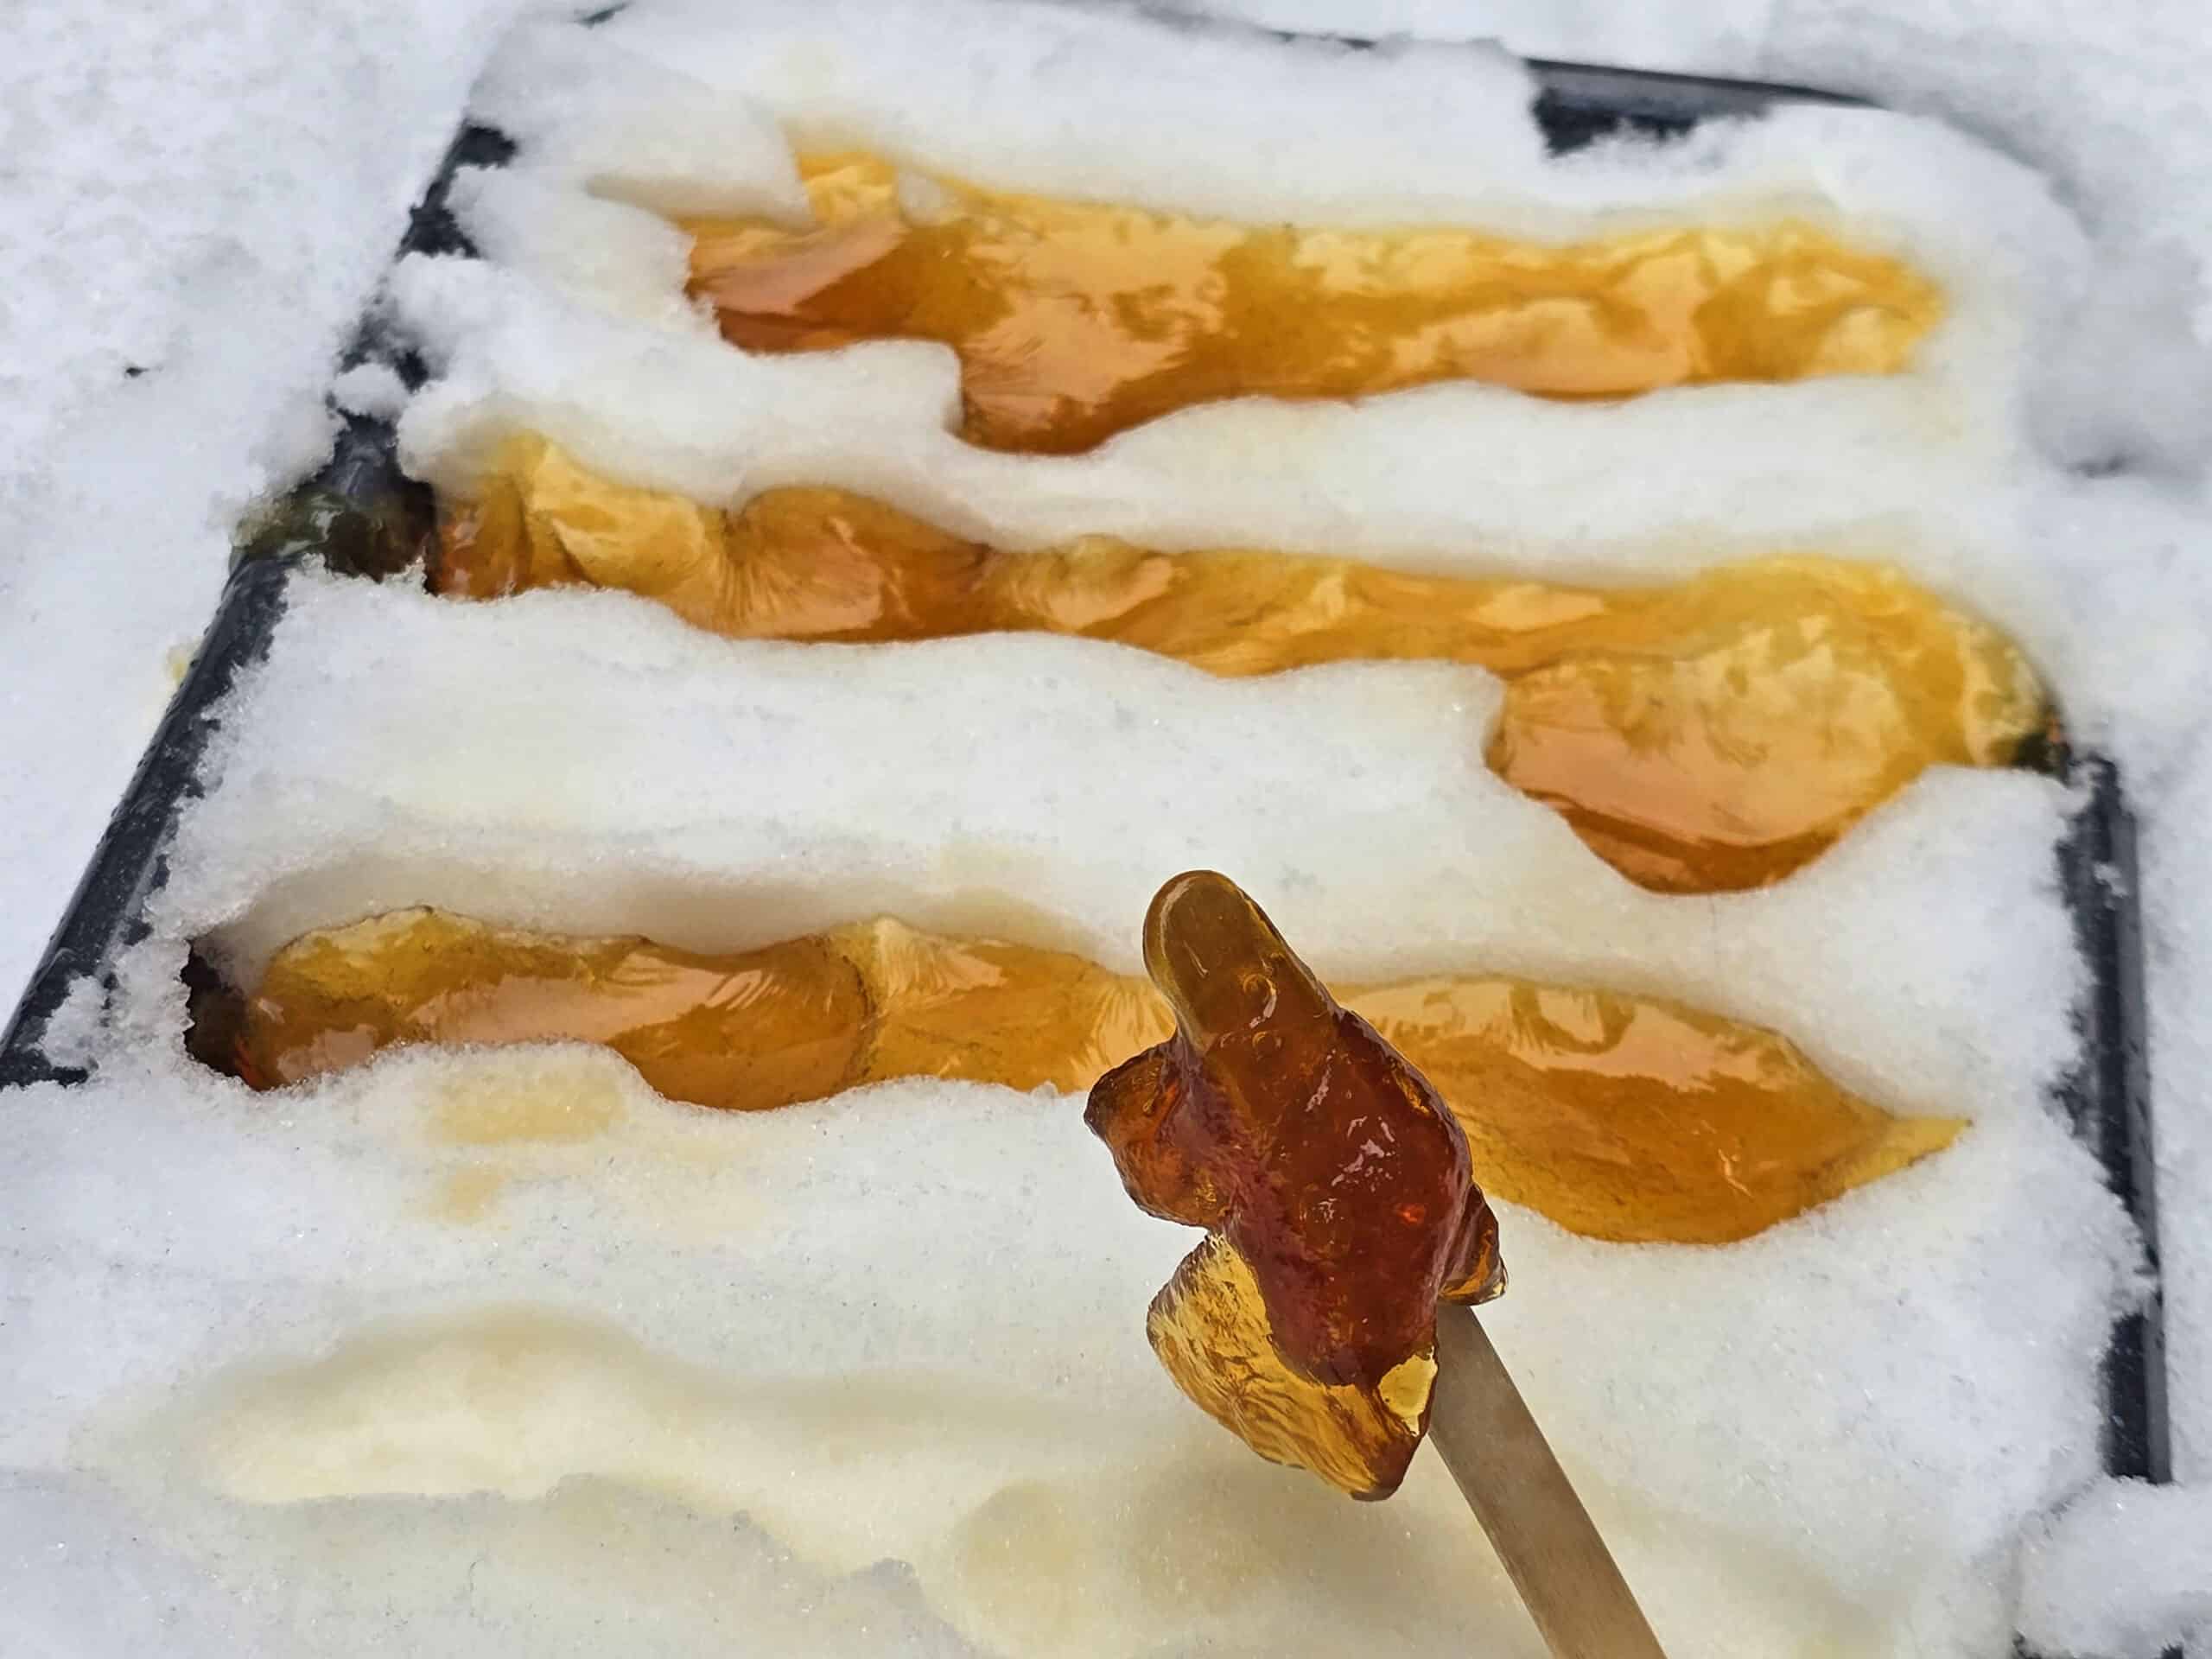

[1428,1302,1670,1659]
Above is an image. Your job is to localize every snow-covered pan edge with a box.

[0,114,509,1089]
[0,60,2177,1652]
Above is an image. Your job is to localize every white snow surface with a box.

[1163,0,2212,1543]
[1164,10,2212,1651]
[0,0,556,1006]
[2018,1478,2212,1657]
[1,557,2146,1648]
[4,1,2212,1655]
[174,573,2086,1123]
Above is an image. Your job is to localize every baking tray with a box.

[0,58,2174,1651]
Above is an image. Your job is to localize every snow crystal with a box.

[442,166,707,332]
[2145,732,2212,1482]
[576,1,1542,232]
[1159,0,1780,74]
[0,0,550,1005]
[467,17,808,224]
[30,972,109,1072]
[329,362,412,423]
[0,1039,2134,1657]
[2018,1478,2212,1657]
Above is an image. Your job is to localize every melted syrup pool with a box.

[686,152,1944,454]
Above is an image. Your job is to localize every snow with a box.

[329,362,412,423]
[1154,7,2212,1647]
[73,561,2120,1652]
[4,0,2212,1654]
[0,1040,2136,1656]
[1170,0,1783,73]
[2018,1478,2212,1658]
[1175,0,2212,1502]
[0,0,550,1005]
[393,245,2054,588]
[171,572,2086,1126]
[495,3,1541,232]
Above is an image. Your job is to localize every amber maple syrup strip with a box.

[434,437,2048,893]
[683,151,1945,454]
[225,907,1962,1249]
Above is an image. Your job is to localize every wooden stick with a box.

[1428,1302,1669,1659]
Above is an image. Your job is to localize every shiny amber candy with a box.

[226,908,1168,1105]
[436,437,2048,893]
[684,152,1944,454]
[221,906,1957,1253]
[1088,872,1503,1497]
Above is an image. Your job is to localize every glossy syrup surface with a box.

[225,905,1959,1250]
[1079,875,1501,1496]
[685,152,1943,454]
[436,437,2048,893]
[231,909,1167,1108]
[1088,874,1503,1389]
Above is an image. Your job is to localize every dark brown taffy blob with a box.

[1087,871,1503,1496]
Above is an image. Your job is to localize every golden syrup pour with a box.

[434,437,2048,893]
[228,906,1960,1251]
[683,152,1944,454]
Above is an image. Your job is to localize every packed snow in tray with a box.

[2018,1478,2212,1659]
[5,2,2202,1655]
